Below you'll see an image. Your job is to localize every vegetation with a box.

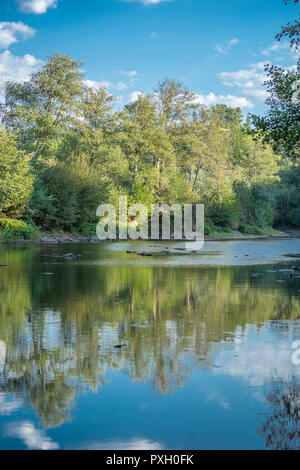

[0,1,299,239]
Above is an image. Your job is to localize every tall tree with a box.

[154,78,198,130]
[1,53,85,164]
[251,0,300,160]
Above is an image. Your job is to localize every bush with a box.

[207,198,241,229]
[80,223,97,237]
[238,224,278,235]
[204,220,214,235]
[0,218,39,241]
[31,157,107,230]
[239,224,262,235]
[234,182,277,228]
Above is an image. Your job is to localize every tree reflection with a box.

[0,245,299,428]
[258,375,300,450]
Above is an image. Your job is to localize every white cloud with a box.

[0,51,43,84]
[195,92,254,108]
[84,80,130,93]
[262,41,289,56]
[115,81,128,91]
[214,38,239,55]
[218,62,269,102]
[129,90,144,102]
[0,22,35,49]
[18,0,58,14]
[118,70,138,78]
[84,79,112,90]
[150,32,159,39]
[4,422,59,450]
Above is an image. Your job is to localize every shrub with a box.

[31,157,107,230]
[238,224,278,235]
[0,218,39,241]
[80,223,97,237]
[239,224,262,235]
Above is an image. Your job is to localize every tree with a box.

[251,64,300,159]
[1,53,85,164]
[251,0,300,160]
[276,0,300,51]
[258,375,300,450]
[0,129,33,218]
[116,95,174,203]
[154,78,198,129]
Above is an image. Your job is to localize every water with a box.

[0,239,299,450]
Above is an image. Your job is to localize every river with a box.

[0,239,299,450]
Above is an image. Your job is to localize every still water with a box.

[0,239,299,450]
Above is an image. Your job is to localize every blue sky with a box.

[0,0,299,114]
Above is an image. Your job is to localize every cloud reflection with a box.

[4,421,59,450]
[0,394,22,415]
[78,438,164,450]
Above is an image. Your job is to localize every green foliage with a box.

[0,129,33,219]
[238,224,279,236]
[234,182,277,229]
[0,50,298,235]
[251,1,300,160]
[32,156,107,230]
[275,165,300,228]
[251,64,300,160]
[0,218,39,241]
[80,223,97,237]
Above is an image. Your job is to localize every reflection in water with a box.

[258,375,300,450]
[0,242,299,448]
[4,421,59,450]
[78,438,164,450]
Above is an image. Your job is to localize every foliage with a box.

[0,43,298,235]
[251,0,300,160]
[0,218,39,241]
[0,129,33,219]
[80,223,97,237]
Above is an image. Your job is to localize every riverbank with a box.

[1,229,298,245]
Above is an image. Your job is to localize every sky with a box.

[0,0,299,115]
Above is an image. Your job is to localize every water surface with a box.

[0,239,299,450]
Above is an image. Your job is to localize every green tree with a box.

[154,78,198,130]
[251,0,300,160]
[2,53,85,164]
[0,129,33,218]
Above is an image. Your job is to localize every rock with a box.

[61,253,82,259]
[292,265,300,271]
[160,250,170,255]
[126,251,136,254]
[0,265,8,267]
[137,252,152,257]
[114,344,127,349]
